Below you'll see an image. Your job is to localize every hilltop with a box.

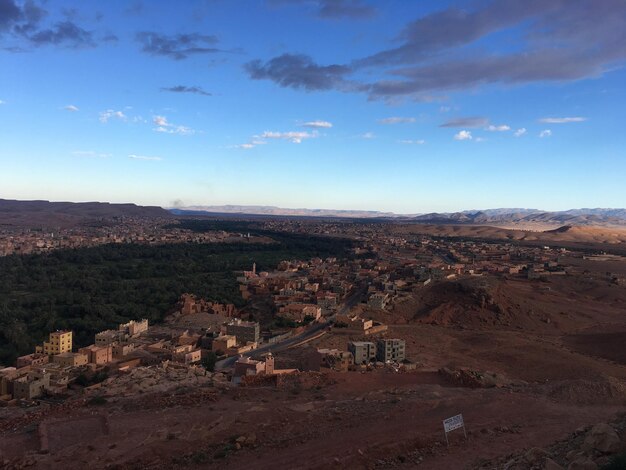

[0,199,172,229]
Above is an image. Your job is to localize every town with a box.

[1,219,595,403]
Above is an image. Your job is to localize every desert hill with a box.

[0,199,172,229]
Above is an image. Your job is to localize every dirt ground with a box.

[1,263,625,469]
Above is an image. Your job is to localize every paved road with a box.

[215,285,367,371]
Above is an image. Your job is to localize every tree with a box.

[202,352,218,372]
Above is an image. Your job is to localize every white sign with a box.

[443,414,464,433]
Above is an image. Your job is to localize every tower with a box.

[252,262,256,275]
[264,352,274,375]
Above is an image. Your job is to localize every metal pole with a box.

[463,424,467,439]
[445,430,449,447]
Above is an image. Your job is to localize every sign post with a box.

[443,414,467,446]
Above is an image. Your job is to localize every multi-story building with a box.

[376,339,406,362]
[348,341,376,364]
[226,319,260,344]
[36,331,73,356]
[79,345,113,365]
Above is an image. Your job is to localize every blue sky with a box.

[1,0,625,213]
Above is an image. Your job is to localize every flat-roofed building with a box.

[348,341,376,364]
[16,353,49,369]
[226,319,260,344]
[36,331,72,356]
[79,345,113,365]
[53,352,88,367]
[376,338,406,362]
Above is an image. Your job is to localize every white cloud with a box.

[152,115,195,135]
[454,130,473,141]
[439,106,451,113]
[361,132,375,139]
[72,151,111,158]
[485,124,510,132]
[514,128,527,137]
[64,105,79,112]
[539,117,587,124]
[99,109,127,123]
[378,117,416,124]
[128,154,163,161]
[539,129,552,138]
[302,120,332,129]
[0,100,5,105]
[475,137,486,142]
[399,139,426,145]
[259,130,318,144]
[234,143,256,149]
[153,115,168,126]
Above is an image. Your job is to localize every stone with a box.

[544,458,564,470]
[567,459,597,470]
[525,447,549,464]
[583,423,620,453]
[566,450,584,461]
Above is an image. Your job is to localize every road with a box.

[215,284,367,370]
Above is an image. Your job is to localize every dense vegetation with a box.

[0,224,354,365]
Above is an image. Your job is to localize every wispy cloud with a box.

[514,128,527,137]
[268,0,377,20]
[0,100,5,105]
[539,129,552,138]
[99,109,127,123]
[399,139,425,145]
[232,140,267,150]
[161,85,212,96]
[378,116,415,124]
[136,32,222,60]
[128,154,163,161]
[302,120,332,128]
[440,116,488,128]
[152,115,195,135]
[361,132,375,139]
[72,151,111,158]
[259,130,318,143]
[485,124,510,132]
[539,117,587,124]
[64,104,79,112]
[454,130,472,141]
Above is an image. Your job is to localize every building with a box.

[233,353,288,379]
[368,293,389,310]
[79,345,113,365]
[16,353,49,369]
[121,319,149,337]
[12,371,50,400]
[278,303,322,323]
[226,319,260,344]
[376,339,406,362]
[348,341,376,364]
[95,329,125,346]
[36,331,73,356]
[212,335,237,353]
[112,342,135,359]
[307,348,353,372]
[53,352,88,367]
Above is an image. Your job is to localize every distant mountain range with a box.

[171,205,626,227]
[2,199,625,230]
